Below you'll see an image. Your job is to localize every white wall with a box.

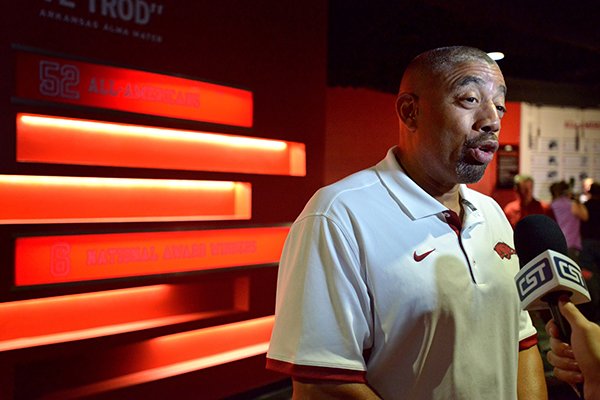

[519,104,600,202]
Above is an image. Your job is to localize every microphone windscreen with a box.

[513,214,568,268]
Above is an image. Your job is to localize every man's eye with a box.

[464,97,478,103]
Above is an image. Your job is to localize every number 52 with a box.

[39,60,80,99]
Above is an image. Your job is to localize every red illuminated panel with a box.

[15,51,253,127]
[0,175,251,224]
[17,114,306,176]
[44,316,274,399]
[15,227,289,286]
[0,280,251,351]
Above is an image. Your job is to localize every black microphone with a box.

[514,214,591,338]
[513,214,590,398]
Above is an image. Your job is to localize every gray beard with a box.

[456,134,496,183]
[456,160,488,183]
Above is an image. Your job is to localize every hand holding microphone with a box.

[513,214,591,398]
[545,300,600,400]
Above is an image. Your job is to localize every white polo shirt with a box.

[267,148,537,399]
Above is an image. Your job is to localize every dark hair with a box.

[549,180,569,199]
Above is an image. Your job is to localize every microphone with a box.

[514,215,591,337]
[513,214,590,398]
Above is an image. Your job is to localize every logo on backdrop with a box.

[38,0,166,43]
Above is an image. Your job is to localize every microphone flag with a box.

[515,249,590,310]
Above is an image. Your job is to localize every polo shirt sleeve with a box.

[266,214,372,382]
[490,196,539,351]
[518,309,538,350]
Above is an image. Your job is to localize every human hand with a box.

[545,300,600,399]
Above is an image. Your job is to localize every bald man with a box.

[266,47,547,399]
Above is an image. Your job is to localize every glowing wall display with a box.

[43,316,275,399]
[0,175,251,224]
[15,51,253,127]
[17,114,306,176]
[15,227,289,286]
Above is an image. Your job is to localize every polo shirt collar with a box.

[460,188,485,228]
[375,147,485,227]
[375,147,447,220]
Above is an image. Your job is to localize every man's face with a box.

[414,60,506,185]
[518,180,533,201]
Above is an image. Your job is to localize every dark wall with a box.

[1,1,327,223]
[506,78,600,109]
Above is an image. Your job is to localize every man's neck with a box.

[435,188,463,218]
[520,197,534,206]
[394,147,463,216]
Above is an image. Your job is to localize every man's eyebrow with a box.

[455,75,507,96]
[456,76,485,87]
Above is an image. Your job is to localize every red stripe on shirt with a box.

[519,333,538,351]
[266,358,367,383]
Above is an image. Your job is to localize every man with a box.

[504,174,551,227]
[267,46,547,399]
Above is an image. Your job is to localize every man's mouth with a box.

[465,140,499,164]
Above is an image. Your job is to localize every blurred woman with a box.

[549,180,588,261]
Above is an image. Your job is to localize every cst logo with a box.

[516,259,552,300]
[554,256,586,288]
[50,243,72,277]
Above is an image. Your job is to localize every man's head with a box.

[395,46,506,194]
[514,174,534,203]
[582,177,594,194]
[550,180,570,199]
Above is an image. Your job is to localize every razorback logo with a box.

[494,242,516,260]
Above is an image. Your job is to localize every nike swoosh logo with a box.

[413,249,435,262]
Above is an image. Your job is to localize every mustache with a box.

[464,133,498,147]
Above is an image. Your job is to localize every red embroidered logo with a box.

[413,249,435,262]
[494,242,516,260]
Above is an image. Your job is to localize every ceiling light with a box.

[487,52,505,61]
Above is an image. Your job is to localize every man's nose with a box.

[474,102,501,134]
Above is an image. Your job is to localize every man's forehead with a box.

[441,62,506,94]
[453,74,507,96]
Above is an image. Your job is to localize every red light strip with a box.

[44,316,274,399]
[16,51,253,127]
[17,113,306,176]
[0,175,251,224]
[15,226,290,286]
[0,280,251,352]
[0,285,171,351]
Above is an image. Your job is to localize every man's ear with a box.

[396,93,418,131]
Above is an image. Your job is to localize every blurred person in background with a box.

[579,177,594,204]
[504,174,552,227]
[549,180,588,261]
[580,182,600,323]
